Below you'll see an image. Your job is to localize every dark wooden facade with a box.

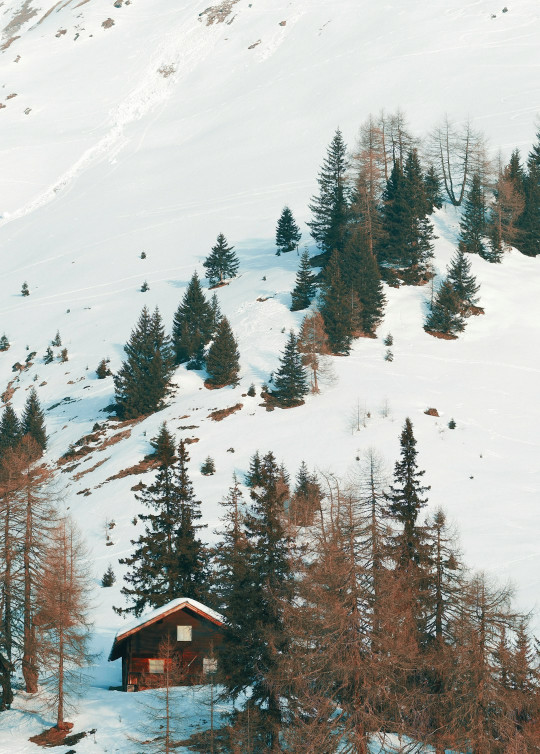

[109,600,224,691]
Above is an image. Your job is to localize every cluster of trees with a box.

[0,388,47,460]
[0,441,92,729]
[115,419,539,752]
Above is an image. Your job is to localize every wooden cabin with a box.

[108,598,224,691]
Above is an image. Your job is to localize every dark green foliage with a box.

[0,335,9,352]
[209,293,222,336]
[383,333,393,347]
[446,248,480,309]
[21,387,47,453]
[244,451,263,487]
[289,461,321,526]
[21,282,29,297]
[385,418,430,568]
[203,233,239,286]
[340,229,386,334]
[384,349,394,362]
[290,248,317,311]
[116,440,208,617]
[275,206,301,255]
[459,173,488,257]
[424,165,443,212]
[149,423,176,466]
[172,272,214,367]
[448,418,456,429]
[140,280,149,292]
[43,347,54,364]
[247,383,256,397]
[205,316,240,387]
[114,306,174,420]
[425,279,465,336]
[101,565,116,587]
[307,129,350,262]
[0,404,22,456]
[96,358,111,379]
[271,331,309,407]
[52,331,62,347]
[516,132,540,257]
[140,251,147,259]
[200,456,215,476]
[319,250,355,354]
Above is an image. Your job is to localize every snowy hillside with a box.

[0,0,539,750]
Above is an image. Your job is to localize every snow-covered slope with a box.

[0,0,539,750]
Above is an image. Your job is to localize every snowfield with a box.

[0,0,539,750]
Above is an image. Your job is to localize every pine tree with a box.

[0,405,22,457]
[203,234,239,286]
[275,206,301,255]
[52,331,62,347]
[271,331,309,407]
[341,229,386,335]
[116,439,207,617]
[209,293,222,336]
[290,248,317,311]
[101,564,116,587]
[385,418,430,568]
[96,358,111,379]
[516,132,540,257]
[21,388,47,454]
[172,272,214,367]
[288,461,321,527]
[43,346,54,364]
[205,316,240,387]
[140,280,150,292]
[149,423,177,466]
[200,456,215,476]
[114,306,174,420]
[424,165,443,213]
[425,279,466,337]
[307,129,350,264]
[0,335,10,352]
[21,282,29,297]
[244,450,263,488]
[459,173,488,258]
[446,248,480,311]
[319,250,355,354]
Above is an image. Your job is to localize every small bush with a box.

[140,251,147,259]
[141,280,149,292]
[384,349,394,362]
[448,418,456,429]
[96,358,112,379]
[43,346,54,364]
[0,334,10,352]
[52,330,62,347]
[200,456,216,476]
[21,282,30,297]
[247,383,256,397]
[383,333,393,347]
[59,348,69,363]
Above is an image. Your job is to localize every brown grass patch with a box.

[1,35,20,50]
[105,457,159,483]
[468,305,485,316]
[208,403,243,421]
[199,0,240,25]
[424,328,458,341]
[102,18,114,28]
[424,408,439,417]
[1,378,18,405]
[73,457,110,481]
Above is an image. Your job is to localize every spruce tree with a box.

[275,206,301,255]
[516,132,540,257]
[319,250,355,354]
[21,388,47,454]
[172,271,213,367]
[424,165,443,213]
[385,418,431,569]
[244,450,263,488]
[290,248,316,311]
[0,404,22,457]
[43,347,53,364]
[341,229,386,335]
[209,292,222,336]
[21,282,29,297]
[203,234,239,286]
[205,316,240,387]
[459,173,488,258]
[0,335,10,352]
[271,331,309,407]
[114,306,174,420]
[307,129,350,263]
[116,437,207,617]
[425,279,465,337]
[446,248,480,311]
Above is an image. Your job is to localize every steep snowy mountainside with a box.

[0,1,539,746]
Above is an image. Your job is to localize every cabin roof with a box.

[108,598,225,662]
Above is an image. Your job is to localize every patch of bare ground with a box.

[208,403,242,421]
[424,408,439,417]
[36,0,62,25]
[2,0,38,39]
[1,378,18,405]
[29,724,95,747]
[424,328,458,340]
[73,457,110,481]
[184,437,199,444]
[248,39,261,49]
[467,305,485,316]
[1,35,20,50]
[260,390,304,411]
[104,456,160,483]
[198,0,239,26]
[102,18,114,28]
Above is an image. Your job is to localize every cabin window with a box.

[203,658,217,674]
[177,625,192,642]
[148,659,165,674]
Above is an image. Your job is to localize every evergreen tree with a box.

[290,248,316,311]
[114,306,174,420]
[21,282,29,297]
[307,129,350,263]
[459,173,488,258]
[209,292,222,336]
[341,229,386,335]
[516,132,540,257]
[424,165,444,213]
[43,346,53,364]
[96,358,111,379]
[51,331,62,347]
[116,439,207,617]
[172,272,214,367]
[205,316,240,387]
[0,405,22,457]
[149,422,177,466]
[319,250,355,354]
[425,279,466,337]
[446,247,480,311]
[271,331,309,407]
[101,565,116,587]
[385,418,430,568]
[200,456,215,476]
[0,335,9,352]
[21,388,47,454]
[203,234,239,286]
[275,206,301,255]
[244,450,263,488]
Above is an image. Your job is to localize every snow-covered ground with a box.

[0,0,539,750]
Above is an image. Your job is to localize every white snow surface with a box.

[0,0,540,750]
